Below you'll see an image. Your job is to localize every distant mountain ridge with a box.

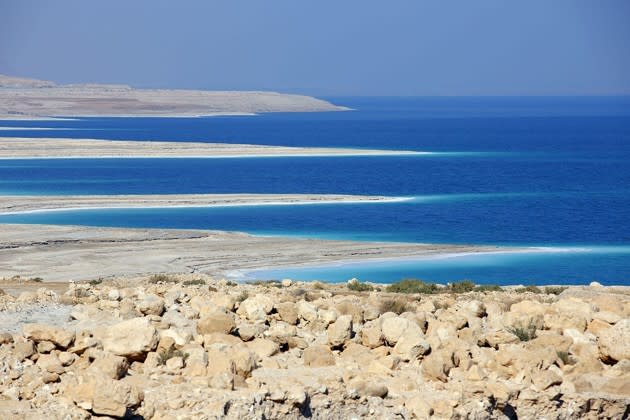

[0,74,346,119]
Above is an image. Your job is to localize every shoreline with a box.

[0,194,410,215]
[0,223,509,282]
[0,137,423,159]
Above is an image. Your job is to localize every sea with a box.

[1,96,629,285]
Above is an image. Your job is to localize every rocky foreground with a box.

[0,276,628,419]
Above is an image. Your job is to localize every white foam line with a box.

[0,196,413,216]
[0,127,67,131]
[0,151,429,160]
[231,246,605,280]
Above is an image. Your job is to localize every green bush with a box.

[148,274,179,284]
[386,279,439,294]
[448,280,475,293]
[515,285,542,294]
[474,284,503,292]
[544,286,567,295]
[182,279,206,286]
[236,291,249,303]
[507,321,537,341]
[379,299,411,315]
[89,279,103,286]
[348,281,374,292]
[247,279,282,287]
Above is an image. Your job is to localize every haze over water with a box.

[1,97,629,284]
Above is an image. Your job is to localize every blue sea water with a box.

[1,97,629,284]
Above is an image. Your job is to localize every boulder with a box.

[381,316,410,345]
[392,328,431,361]
[197,310,236,335]
[95,317,159,359]
[361,320,384,349]
[303,344,336,367]
[247,338,280,360]
[297,301,318,322]
[276,302,299,325]
[62,372,143,417]
[597,319,630,363]
[327,315,353,347]
[36,353,65,374]
[237,295,274,321]
[136,294,165,316]
[88,354,129,379]
[22,323,75,348]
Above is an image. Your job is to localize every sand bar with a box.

[0,224,507,281]
[0,193,409,214]
[0,137,421,159]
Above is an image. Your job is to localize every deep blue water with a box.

[1,97,629,284]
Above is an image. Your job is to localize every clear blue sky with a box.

[1,0,629,96]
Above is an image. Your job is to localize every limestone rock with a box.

[597,318,630,363]
[276,302,299,325]
[95,317,159,359]
[237,294,274,321]
[381,316,410,345]
[197,310,236,335]
[304,344,336,367]
[137,294,165,316]
[22,323,75,348]
[88,353,129,379]
[62,372,143,417]
[327,315,353,347]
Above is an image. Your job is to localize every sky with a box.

[1,0,630,96]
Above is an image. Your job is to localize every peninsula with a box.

[0,74,346,119]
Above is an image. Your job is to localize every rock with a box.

[62,372,143,417]
[36,340,56,353]
[381,316,410,345]
[327,315,353,347]
[237,294,274,321]
[36,353,65,374]
[0,332,12,345]
[247,338,279,360]
[276,302,299,325]
[22,323,75,348]
[532,369,562,391]
[265,322,297,344]
[349,379,388,398]
[281,279,293,287]
[422,349,454,382]
[88,354,129,379]
[13,340,35,360]
[107,289,121,301]
[597,319,630,363]
[361,320,384,349]
[197,310,236,335]
[479,330,520,348]
[393,328,431,361]
[297,301,318,322]
[137,294,165,316]
[304,344,336,367]
[462,300,486,317]
[95,317,159,359]
[166,356,184,371]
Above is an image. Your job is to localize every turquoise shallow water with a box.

[1,97,629,284]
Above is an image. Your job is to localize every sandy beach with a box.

[0,193,408,215]
[0,137,421,159]
[0,223,505,281]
